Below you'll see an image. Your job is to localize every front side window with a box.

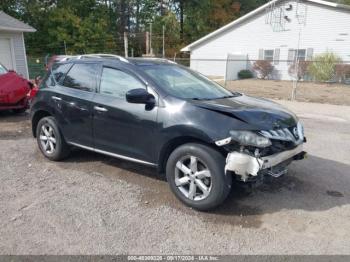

[99,68,145,99]
[0,64,8,75]
[264,50,274,61]
[142,65,233,100]
[62,63,99,92]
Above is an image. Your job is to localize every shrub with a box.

[288,61,311,80]
[253,60,274,79]
[238,69,253,79]
[335,64,350,83]
[308,52,341,82]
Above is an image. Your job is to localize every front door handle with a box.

[68,102,88,111]
[94,106,108,112]
[52,96,62,101]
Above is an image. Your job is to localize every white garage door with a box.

[0,38,14,70]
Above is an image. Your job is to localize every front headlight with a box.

[229,130,272,148]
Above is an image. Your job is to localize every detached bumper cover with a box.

[225,144,305,180]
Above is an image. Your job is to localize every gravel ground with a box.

[220,79,350,106]
[0,101,349,255]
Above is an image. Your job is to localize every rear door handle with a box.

[94,106,108,112]
[52,96,62,101]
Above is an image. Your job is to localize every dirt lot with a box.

[0,102,350,255]
[219,79,350,106]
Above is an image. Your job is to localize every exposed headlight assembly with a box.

[230,130,272,148]
[215,131,272,148]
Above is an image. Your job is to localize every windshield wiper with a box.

[191,97,210,101]
[191,93,241,101]
[217,93,242,99]
[192,95,234,101]
[219,95,235,99]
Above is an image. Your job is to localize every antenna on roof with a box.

[265,0,308,100]
[265,0,308,31]
[296,0,308,25]
[266,0,286,32]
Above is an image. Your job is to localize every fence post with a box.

[225,54,229,88]
[64,41,67,55]
[145,32,150,55]
[291,59,299,101]
[162,25,165,58]
[124,32,128,58]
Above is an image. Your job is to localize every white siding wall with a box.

[0,31,28,78]
[189,1,350,80]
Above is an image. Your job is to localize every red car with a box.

[0,63,38,113]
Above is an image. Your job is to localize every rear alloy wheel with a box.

[39,123,57,154]
[36,116,70,161]
[166,143,232,211]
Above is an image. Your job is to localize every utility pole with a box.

[162,25,165,58]
[124,32,128,58]
[149,22,153,55]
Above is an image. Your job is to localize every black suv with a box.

[31,55,306,210]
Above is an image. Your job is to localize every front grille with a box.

[259,140,297,156]
[259,122,304,144]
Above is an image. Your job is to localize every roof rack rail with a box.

[142,58,177,64]
[65,54,129,63]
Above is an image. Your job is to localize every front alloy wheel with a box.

[166,143,232,211]
[175,156,212,201]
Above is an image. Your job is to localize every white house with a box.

[181,0,350,80]
[0,11,36,79]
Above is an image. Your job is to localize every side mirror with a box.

[126,88,155,104]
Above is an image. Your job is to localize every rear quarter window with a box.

[52,63,72,83]
[39,63,72,88]
[62,63,99,92]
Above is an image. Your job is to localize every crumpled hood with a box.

[191,95,298,130]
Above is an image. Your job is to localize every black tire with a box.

[166,143,232,211]
[36,116,70,161]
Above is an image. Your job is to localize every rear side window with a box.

[52,63,72,83]
[62,63,99,92]
[99,68,145,99]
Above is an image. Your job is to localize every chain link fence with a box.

[174,57,350,105]
[26,53,350,105]
[27,55,50,79]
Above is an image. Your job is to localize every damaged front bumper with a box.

[225,144,306,182]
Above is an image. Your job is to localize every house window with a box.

[297,49,306,61]
[288,49,307,64]
[264,50,274,61]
